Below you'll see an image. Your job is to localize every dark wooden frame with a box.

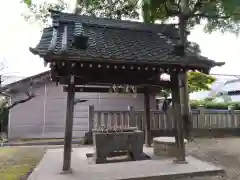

[50,58,191,171]
[30,13,225,171]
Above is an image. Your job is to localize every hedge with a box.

[0,108,9,132]
[190,100,240,110]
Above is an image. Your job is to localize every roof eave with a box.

[214,62,225,67]
[29,47,39,55]
[29,47,49,59]
[0,92,11,97]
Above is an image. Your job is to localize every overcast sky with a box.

[0,0,240,83]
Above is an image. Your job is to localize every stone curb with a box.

[1,139,82,147]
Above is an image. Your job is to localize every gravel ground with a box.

[1,138,238,180]
[187,138,240,180]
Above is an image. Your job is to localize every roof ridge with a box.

[49,10,179,39]
[82,23,157,33]
[49,9,176,28]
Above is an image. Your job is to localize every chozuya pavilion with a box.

[29,9,225,180]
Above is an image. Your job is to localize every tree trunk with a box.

[179,0,193,140]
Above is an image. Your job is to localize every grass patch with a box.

[0,147,45,180]
[17,137,83,143]
[0,147,17,156]
[21,138,66,142]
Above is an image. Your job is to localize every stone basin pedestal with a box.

[153,136,188,157]
[93,128,144,164]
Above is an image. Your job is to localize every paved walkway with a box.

[28,146,224,180]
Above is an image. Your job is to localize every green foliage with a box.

[23,0,32,7]
[188,71,216,93]
[76,0,140,19]
[163,72,216,96]
[142,0,170,23]
[22,0,240,33]
[142,0,240,34]
[189,100,200,109]
[203,0,240,34]
[22,0,67,26]
[0,98,9,130]
[22,0,139,24]
[190,100,240,110]
[0,108,9,127]
[204,102,229,110]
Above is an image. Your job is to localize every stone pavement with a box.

[28,146,225,180]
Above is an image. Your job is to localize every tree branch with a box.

[191,0,202,14]
[7,92,36,110]
[191,13,230,19]
[176,0,181,9]
[6,92,88,110]
[163,2,180,17]
[74,99,88,105]
[190,12,240,19]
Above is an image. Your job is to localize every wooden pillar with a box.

[144,90,151,147]
[180,72,192,139]
[170,72,186,162]
[85,104,94,144]
[128,105,135,128]
[88,105,94,134]
[62,75,75,172]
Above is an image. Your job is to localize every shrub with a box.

[0,108,9,133]
[190,100,240,110]
[190,100,199,109]
[230,103,240,110]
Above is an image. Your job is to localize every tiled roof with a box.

[2,71,50,95]
[30,11,224,70]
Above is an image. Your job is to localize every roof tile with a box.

[30,11,224,69]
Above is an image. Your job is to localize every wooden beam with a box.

[144,89,151,147]
[62,75,75,172]
[170,73,186,162]
[63,86,146,93]
[57,75,171,87]
[48,61,209,74]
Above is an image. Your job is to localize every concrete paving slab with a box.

[28,146,225,180]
